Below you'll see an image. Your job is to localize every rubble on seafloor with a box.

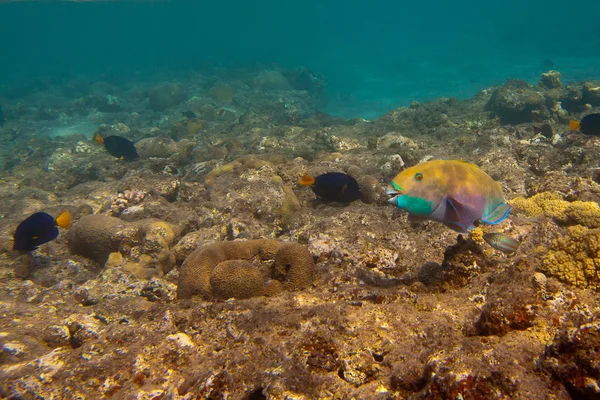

[0,69,599,399]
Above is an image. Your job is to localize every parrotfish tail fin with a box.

[55,210,71,229]
[93,132,104,145]
[570,120,580,132]
[481,203,512,225]
[299,175,315,186]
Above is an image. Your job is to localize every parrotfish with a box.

[386,160,511,233]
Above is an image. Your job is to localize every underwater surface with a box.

[1,1,600,399]
[2,0,600,118]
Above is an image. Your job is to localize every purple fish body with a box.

[386,160,511,233]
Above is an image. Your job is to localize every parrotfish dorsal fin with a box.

[481,203,512,225]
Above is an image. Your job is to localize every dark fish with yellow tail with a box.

[483,232,520,254]
[93,132,139,161]
[13,211,71,251]
[300,172,361,203]
[570,113,600,136]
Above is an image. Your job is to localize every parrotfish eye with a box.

[414,173,423,182]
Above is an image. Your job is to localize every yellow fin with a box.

[93,132,104,145]
[55,211,71,229]
[570,120,580,132]
[299,175,315,186]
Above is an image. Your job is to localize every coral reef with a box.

[1,69,600,399]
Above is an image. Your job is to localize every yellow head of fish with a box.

[386,160,450,215]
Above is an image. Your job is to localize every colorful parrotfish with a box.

[386,160,511,233]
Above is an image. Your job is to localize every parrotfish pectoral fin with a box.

[481,203,512,225]
[444,196,480,233]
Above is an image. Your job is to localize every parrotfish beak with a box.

[386,183,403,206]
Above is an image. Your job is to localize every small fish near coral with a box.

[300,172,361,203]
[181,110,197,119]
[386,160,512,233]
[93,132,139,161]
[13,211,71,251]
[570,113,600,136]
[482,232,520,254]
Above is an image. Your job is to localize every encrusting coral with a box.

[177,239,314,299]
[510,191,600,229]
[541,225,600,290]
[510,191,600,290]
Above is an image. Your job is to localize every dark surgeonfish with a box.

[181,110,197,119]
[94,132,139,160]
[570,113,600,136]
[483,232,520,254]
[13,211,71,251]
[300,172,361,203]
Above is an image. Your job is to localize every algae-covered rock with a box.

[135,137,178,159]
[486,80,546,124]
[148,84,186,111]
[67,214,177,277]
[208,84,236,103]
[252,71,290,91]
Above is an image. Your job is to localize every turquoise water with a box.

[1,0,600,118]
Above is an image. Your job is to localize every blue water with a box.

[1,0,600,118]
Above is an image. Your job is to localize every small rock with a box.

[539,70,562,89]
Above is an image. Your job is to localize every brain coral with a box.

[510,191,600,229]
[210,260,265,299]
[541,225,600,290]
[177,239,314,299]
[272,243,316,291]
[67,215,129,263]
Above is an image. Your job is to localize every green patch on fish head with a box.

[391,194,434,215]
